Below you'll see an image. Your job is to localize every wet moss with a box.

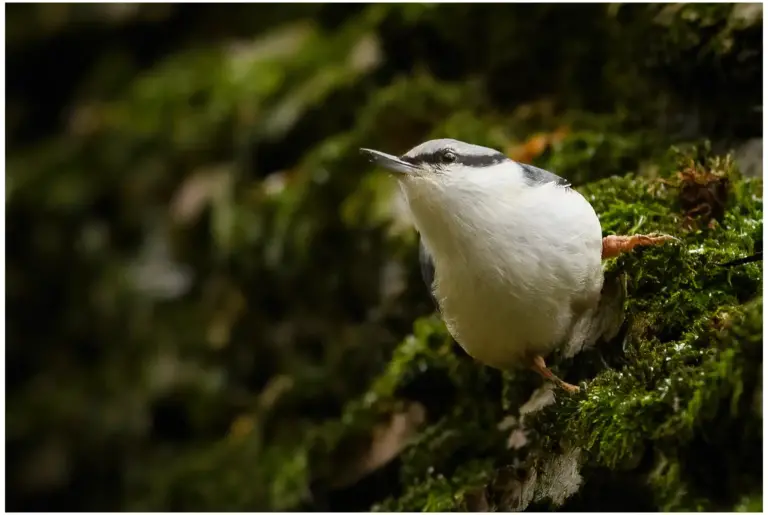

[322,144,762,512]
[7,4,761,512]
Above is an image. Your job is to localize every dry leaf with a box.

[506,126,569,164]
[170,167,232,225]
[330,402,426,489]
[657,158,730,229]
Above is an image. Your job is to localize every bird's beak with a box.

[360,148,418,175]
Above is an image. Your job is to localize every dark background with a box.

[5,3,762,511]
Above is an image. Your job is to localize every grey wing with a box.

[518,162,570,188]
[418,238,440,311]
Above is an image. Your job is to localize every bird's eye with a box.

[441,150,457,163]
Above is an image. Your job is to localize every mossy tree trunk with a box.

[6,3,762,511]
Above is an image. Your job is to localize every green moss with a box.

[533,149,760,510]
[325,144,762,512]
[373,459,495,512]
[734,492,764,512]
[533,113,672,185]
[7,4,761,512]
[126,433,312,511]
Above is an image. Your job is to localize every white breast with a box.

[401,171,604,369]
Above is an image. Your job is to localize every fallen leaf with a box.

[506,126,569,164]
[663,158,730,229]
[170,166,232,225]
[329,402,426,489]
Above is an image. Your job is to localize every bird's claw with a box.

[558,381,580,394]
[530,355,580,394]
[602,233,679,260]
[643,233,681,244]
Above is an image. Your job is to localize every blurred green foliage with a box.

[6,3,762,511]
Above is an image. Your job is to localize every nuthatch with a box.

[361,139,677,392]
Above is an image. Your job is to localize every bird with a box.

[360,138,677,393]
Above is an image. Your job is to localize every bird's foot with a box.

[530,355,580,394]
[602,233,679,260]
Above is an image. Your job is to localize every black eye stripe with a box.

[401,152,442,166]
[402,150,507,168]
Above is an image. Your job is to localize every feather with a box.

[418,238,439,311]
[517,162,571,188]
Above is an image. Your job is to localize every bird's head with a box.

[360,138,512,188]
[361,138,568,198]
[360,138,570,253]
[359,139,522,247]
